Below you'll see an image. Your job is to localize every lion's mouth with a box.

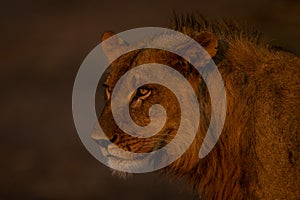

[95,128,174,172]
[95,138,149,161]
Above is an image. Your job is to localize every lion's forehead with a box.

[141,33,189,49]
[135,34,200,57]
[106,53,177,87]
[104,32,199,87]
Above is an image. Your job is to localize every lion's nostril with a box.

[95,139,111,148]
[110,134,117,143]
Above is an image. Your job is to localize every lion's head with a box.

[92,27,219,175]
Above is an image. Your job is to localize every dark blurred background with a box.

[0,0,299,199]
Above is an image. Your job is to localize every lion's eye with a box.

[136,87,151,100]
[139,88,149,95]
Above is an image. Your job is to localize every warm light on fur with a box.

[95,14,300,199]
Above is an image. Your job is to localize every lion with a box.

[92,14,300,199]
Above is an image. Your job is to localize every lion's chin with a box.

[111,169,132,179]
[106,154,152,173]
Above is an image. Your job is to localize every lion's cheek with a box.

[131,99,142,109]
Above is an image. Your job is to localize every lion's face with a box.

[93,50,182,172]
[92,30,217,173]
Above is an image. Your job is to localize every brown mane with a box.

[162,14,300,199]
[170,13,262,44]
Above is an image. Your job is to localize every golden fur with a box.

[94,14,300,199]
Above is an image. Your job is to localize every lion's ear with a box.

[193,31,218,58]
[101,31,128,62]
